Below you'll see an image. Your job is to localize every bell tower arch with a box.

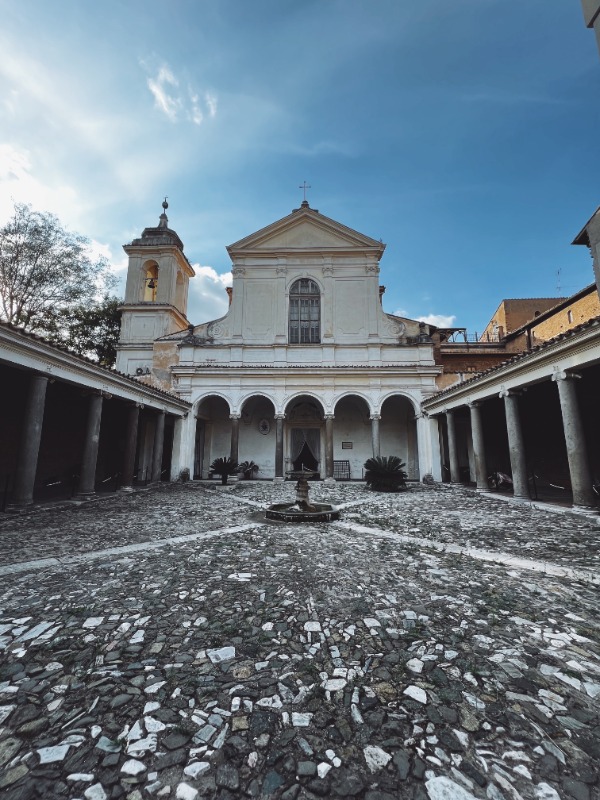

[115,200,195,375]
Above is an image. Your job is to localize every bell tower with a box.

[115,200,195,375]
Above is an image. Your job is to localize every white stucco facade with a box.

[117,203,441,481]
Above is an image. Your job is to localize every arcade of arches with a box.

[193,393,419,482]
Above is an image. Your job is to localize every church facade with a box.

[116,201,442,482]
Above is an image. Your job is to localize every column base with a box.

[119,486,134,493]
[323,477,336,485]
[273,477,284,484]
[475,487,491,493]
[73,492,96,501]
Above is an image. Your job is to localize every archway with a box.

[239,395,276,478]
[284,395,325,478]
[194,395,231,479]
[333,394,371,480]
[380,395,420,480]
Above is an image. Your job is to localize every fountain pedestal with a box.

[265,470,340,522]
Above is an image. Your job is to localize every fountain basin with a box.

[265,502,340,523]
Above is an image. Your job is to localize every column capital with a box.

[324,414,335,421]
[369,413,381,421]
[499,388,524,399]
[467,400,483,409]
[552,370,581,383]
[274,413,286,420]
[229,413,242,420]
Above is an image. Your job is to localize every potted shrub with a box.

[364,456,408,492]
[238,460,259,480]
[209,456,239,486]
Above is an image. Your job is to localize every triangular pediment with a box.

[227,207,385,256]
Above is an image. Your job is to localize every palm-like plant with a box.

[238,460,259,479]
[209,456,239,485]
[364,455,408,492]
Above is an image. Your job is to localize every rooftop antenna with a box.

[556,268,562,295]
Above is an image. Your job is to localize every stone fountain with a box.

[265,469,340,522]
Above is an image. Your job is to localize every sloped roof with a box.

[424,314,600,404]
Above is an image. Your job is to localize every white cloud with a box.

[147,66,181,121]
[205,93,218,118]
[187,265,232,323]
[142,60,218,126]
[416,313,457,328]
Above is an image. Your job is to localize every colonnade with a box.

[437,371,595,510]
[11,372,173,507]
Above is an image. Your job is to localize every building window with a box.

[289,279,320,343]
[567,309,573,324]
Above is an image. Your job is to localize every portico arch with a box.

[194,394,232,479]
[380,394,420,480]
[284,395,326,477]
[239,394,277,478]
[332,394,371,479]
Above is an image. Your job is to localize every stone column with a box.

[500,390,529,499]
[428,415,443,482]
[76,392,104,498]
[13,373,49,506]
[274,414,285,483]
[553,372,596,509]
[468,402,489,491]
[151,410,166,483]
[229,414,241,465]
[324,414,335,483]
[370,414,381,458]
[121,403,140,490]
[445,408,461,483]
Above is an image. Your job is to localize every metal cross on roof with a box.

[299,181,311,202]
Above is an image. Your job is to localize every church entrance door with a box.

[291,428,320,476]
[293,441,319,472]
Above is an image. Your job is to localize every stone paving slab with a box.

[0,484,598,800]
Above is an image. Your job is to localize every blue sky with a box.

[1,0,599,333]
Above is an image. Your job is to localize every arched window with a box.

[289,279,320,343]
[143,262,158,302]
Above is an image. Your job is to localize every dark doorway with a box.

[293,442,319,473]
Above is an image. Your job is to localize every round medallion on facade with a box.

[386,319,406,337]
[208,322,223,337]
[258,418,271,435]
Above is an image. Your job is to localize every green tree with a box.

[0,202,116,335]
[57,295,122,367]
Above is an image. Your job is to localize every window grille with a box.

[289,279,320,343]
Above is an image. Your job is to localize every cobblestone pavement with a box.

[0,483,599,800]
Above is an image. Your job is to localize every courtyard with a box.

[0,483,599,800]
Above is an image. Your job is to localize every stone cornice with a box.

[122,242,195,275]
[173,363,441,375]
